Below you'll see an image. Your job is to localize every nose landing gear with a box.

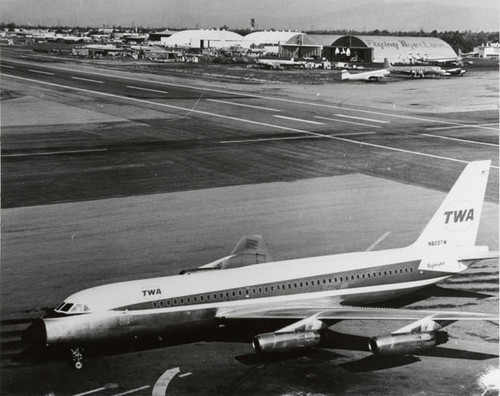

[70,347,84,370]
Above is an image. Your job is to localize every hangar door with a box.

[328,36,373,63]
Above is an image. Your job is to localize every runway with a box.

[1,49,498,395]
[1,56,498,208]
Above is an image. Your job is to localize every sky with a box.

[1,0,498,32]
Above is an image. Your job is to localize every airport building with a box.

[161,29,244,49]
[280,34,341,59]
[473,42,499,59]
[243,30,302,54]
[281,34,458,63]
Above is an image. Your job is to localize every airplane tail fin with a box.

[383,58,392,70]
[341,70,351,80]
[412,160,491,249]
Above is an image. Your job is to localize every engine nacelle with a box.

[368,331,448,356]
[252,331,321,354]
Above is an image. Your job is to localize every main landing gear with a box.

[70,347,84,370]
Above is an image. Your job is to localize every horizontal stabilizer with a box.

[195,235,272,272]
[458,249,499,263]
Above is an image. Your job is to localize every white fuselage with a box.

[39,245,456,346]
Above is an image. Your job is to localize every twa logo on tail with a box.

[443,201,475,231]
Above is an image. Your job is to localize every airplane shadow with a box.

[340,355,420,372]
[415,346,498,360]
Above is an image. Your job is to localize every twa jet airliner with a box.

[23,161,498,369]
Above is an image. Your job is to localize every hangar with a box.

[281,34,342,59]
[243,30,302,54]
[161,29,244,50]
[328,36,458,63]
[280,34,457,64]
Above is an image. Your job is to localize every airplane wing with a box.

[217,303,497,323]
[218,301,497,355]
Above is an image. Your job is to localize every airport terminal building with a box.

[281,34,458,63]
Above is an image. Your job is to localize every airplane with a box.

[23,161,498,369]
[340,68,390,82]
[443,67,467,76]
[256,57,306,70]
[384,58,450,78]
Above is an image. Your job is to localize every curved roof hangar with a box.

[331,36,457,63]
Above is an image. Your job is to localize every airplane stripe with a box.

[113,260,451,312]
[115,274,449,315]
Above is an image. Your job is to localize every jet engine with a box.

[368,330,448,356]
[252,331,321,353]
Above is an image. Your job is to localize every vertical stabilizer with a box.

[383,58,391,70]
[341,70,351,80]
[412,161,491,249]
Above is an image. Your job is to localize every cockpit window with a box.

[69,304,90,313]
[60,303,74,312]
[56,302,66,311]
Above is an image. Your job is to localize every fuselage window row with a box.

[150,265,416,309]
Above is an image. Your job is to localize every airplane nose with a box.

[22,319,47,346]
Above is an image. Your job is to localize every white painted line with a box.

[273,115,324,125]
[178,372,192,378]
[5,74,496,169]
[335,114,390,124]
[421,133,499,147]
[71,76,104,84]
[366,231,391,252]
[207,99,281,112]
[152,367,180,396]
[5,59,498,131]
[314,116,382,128]
[28,69,54,75]
[220,131,375,144]
[425,123,499,131]
[330,134,499,169]
[2,65,15,69]
[126,85,169,94]
[110,385,150,396]
[73,387,107,396]
[3,148,108,157]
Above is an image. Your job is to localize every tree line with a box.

[1,22,497,53]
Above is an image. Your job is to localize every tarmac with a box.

[0,48,498,395]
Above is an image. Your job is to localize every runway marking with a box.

[5,74,497,169]
[71,76,104,84]
[421,133,499,147]
[4,59,498,131]
[335,114,390,124]
[329,134,499,169]
[207,98,281,112]
[73,387,106,396]
[28,69,54,75]
[3,148,108,157]
[220,131,375,144]
[152,367,180,396]
[126,85,169,94]
[1,64,15,69]
[273,115,324,125]
[314,116,383,128]
[178,372,192,378]
[110,385,150,396]
[425,123,499,131]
